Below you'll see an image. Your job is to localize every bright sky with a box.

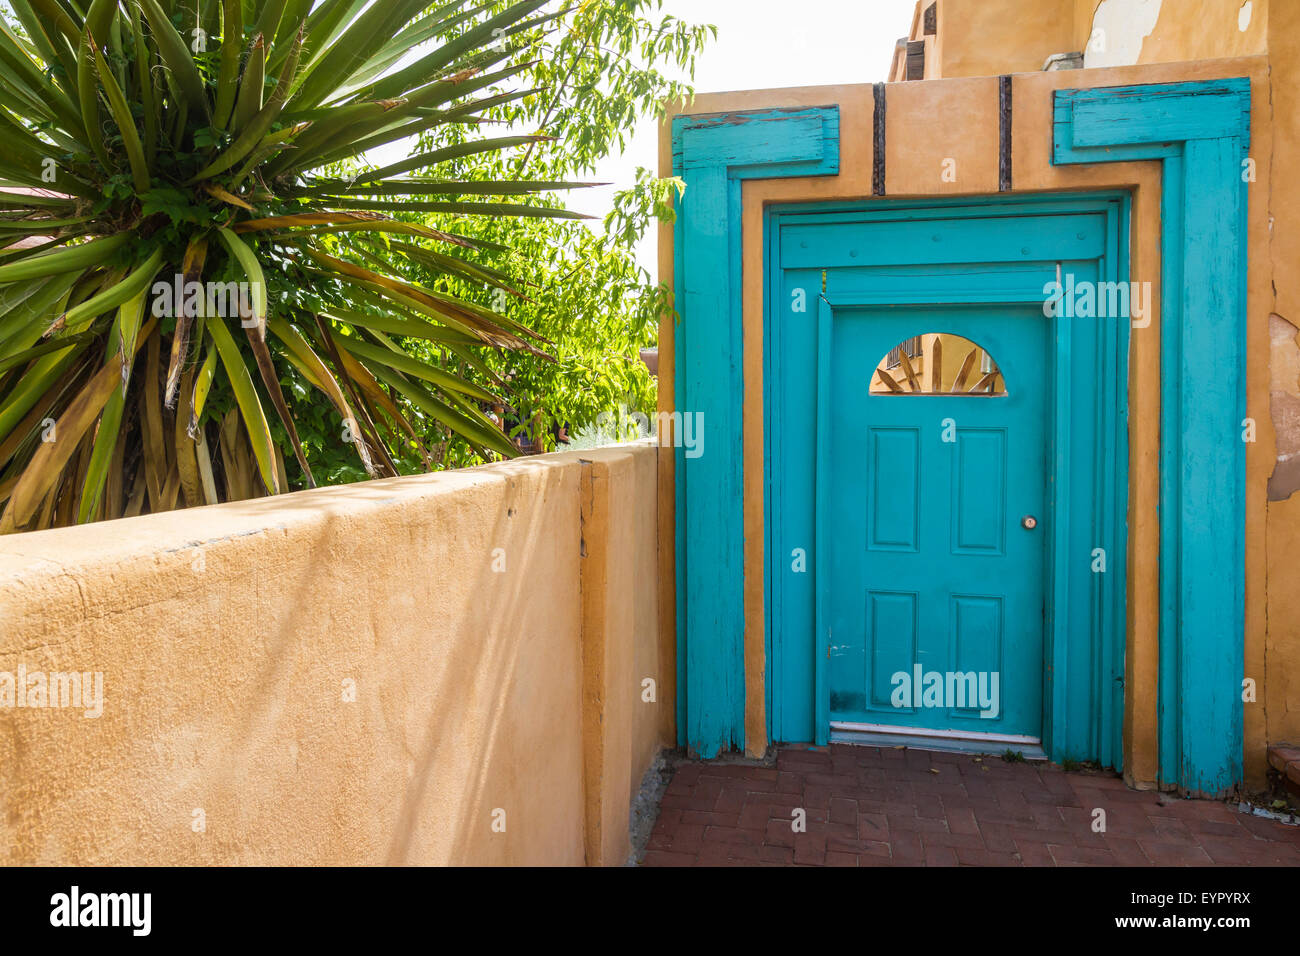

[567,0,920,270]
[0,0,918,268]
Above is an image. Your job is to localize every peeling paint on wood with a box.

[1054,78,1251,798]
[671,107,840,758]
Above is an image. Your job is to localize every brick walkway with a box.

[640,744,1300,866]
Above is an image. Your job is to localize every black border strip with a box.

[999,74,1013,191]
[873,82,886,196]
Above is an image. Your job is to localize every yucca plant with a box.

[0,0,591,533]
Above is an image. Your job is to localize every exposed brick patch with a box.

[1267,744,1300,773]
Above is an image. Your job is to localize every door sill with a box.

[829,721,1047,760]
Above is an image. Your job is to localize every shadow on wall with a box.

[0,444,665,866]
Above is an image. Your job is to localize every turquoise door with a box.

[824,305,1049,741]
[767,196,1128,764]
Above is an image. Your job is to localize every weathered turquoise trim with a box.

[672,107,840,756]
[813,295,833,747]
[1054,79,1251,796]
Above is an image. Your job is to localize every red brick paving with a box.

[639,744,1300,866]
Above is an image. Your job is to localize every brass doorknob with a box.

[1022,515,1038,530]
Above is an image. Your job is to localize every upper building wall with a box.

[905,0,1271,79]
[937,0,1081,77]
[1120,0,1267,66]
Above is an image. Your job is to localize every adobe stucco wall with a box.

[932,0,1269,79]
[1263,0,1300,759]
[934,0,1080,77]
[580,445,672,865]
[0,442,669,866]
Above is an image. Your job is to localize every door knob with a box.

[1021,515,1038,530]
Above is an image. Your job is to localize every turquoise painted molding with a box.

[1054,79,1251,796]
[671,107,840,756]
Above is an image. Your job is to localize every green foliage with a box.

[0,0,713,530]
[0,0,603,531]
[605,166,684,247]
[503,0,713,176]
[360,0,709,461]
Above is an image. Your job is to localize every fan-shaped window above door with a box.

[870,333,1006,395]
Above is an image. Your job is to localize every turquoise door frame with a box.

[671,107,840,757]
[768,196,1128,771]
[1053,79,1251,797]
[672,79,1250,796]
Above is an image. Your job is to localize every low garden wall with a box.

[0,442,669,866]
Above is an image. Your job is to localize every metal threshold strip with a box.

[829,721,1047,760]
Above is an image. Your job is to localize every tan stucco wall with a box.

[930,1,1269,78]
[1136,0,1269,64]
[659,55,1278,788]
[0,443,669,865]
[580,445,671,866]
[1261,0,1300,753]
[936,0,1081,77]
